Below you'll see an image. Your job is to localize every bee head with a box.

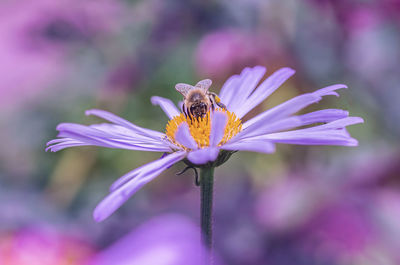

[190,102,208,118]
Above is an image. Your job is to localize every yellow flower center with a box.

[165,109,242,149]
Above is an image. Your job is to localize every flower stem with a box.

[200,167,215,253]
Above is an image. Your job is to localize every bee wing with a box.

[195,79,212,91]
[175,83,195,97]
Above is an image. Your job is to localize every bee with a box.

[175,79,226,119]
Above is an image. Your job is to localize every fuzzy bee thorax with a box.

[187,90,208,103]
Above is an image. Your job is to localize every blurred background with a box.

[1,0,399,264]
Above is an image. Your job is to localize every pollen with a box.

[165,109,242,149]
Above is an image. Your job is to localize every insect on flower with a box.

[46,66,363,222]
[176,79,226,119]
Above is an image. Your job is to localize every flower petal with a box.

[243,94,318,129]
[93,151,186,222]
[235,66,267,101]
[235,67,295,118]
[45,138,89,152]
[175,123,198,149]
[222,140,276,154]
[242,117,363,147]
[151,96,180,119]
[225,66,266,112]
[85,109,164,138]
[109,153,179,192]
[209,111,228,147]
[300,117,364,131]
[233,109,349,141]
[313,84,347,97]
[241,84,348,135]
[259,130,359,146]
[90,124,164,143]
[219,68,248,108]
[297,109,349,124]
[187,148,219,165]
[47,123,171,152]
[219,75,240,104]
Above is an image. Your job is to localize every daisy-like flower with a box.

[46,66,363,223]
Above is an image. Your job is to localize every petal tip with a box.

[93,210,105,223]
[282,67,296,74]
[336,84,348,89]
[275,67,296,76]
[85,109,97,116]
[350,117,364,125]
[93,202,111,223]
[55,123,73,131]
[348,138,359,146]
[150,96,159,105]
[253,65,267,72]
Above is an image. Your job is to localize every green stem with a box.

[200,167,215,253]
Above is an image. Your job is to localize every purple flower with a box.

[89,214,216,265]
[46,66,363,222]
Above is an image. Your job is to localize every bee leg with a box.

[182,103,192,121]
[182,104,187,117]
[216,101,227,109]
[188,106,196,121]
[208,94,217,111]
[176,166,200,186]
[209,92,227,110]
